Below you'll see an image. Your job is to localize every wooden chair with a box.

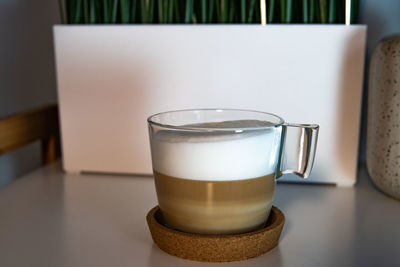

[0,104,61,165]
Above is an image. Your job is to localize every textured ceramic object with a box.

[367,35,400,200]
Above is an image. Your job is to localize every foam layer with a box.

[150,121,282,181]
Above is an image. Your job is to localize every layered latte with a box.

[150,120,281,234]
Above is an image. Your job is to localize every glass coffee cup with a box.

[148,109,319,235]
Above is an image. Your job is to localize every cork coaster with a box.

[146,206,285,262]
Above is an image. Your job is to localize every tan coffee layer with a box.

[154,171,275,234]
[146,206,285,262]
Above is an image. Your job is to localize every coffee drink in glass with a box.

[148,109,318,235]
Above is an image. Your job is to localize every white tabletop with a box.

[0,162,399,267]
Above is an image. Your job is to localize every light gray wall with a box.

[0,0,59,186]
[0,0,399,186]
[359,0,400,57]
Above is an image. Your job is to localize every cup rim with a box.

[147,108,285,131]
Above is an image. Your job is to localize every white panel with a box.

[53,25,366,186]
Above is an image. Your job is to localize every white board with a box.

[54,25,366,186]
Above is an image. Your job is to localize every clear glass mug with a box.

[148,109,319,235]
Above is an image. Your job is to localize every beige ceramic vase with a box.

[367,35,400,200]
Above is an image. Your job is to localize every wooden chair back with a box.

[0,104,60,165]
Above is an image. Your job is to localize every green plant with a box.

[59,0,359,24]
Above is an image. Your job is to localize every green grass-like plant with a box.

[59,0,359,24]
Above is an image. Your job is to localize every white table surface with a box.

[0,162,399,267]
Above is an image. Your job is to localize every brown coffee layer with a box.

[154,171,276,234]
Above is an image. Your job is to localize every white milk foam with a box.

[151,120,282,181]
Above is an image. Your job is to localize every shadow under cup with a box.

[148,109,285,235]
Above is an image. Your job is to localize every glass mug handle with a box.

[278,123,320,179]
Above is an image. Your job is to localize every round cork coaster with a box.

[146,206,285,262]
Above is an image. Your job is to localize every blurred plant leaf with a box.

[60,0,360,25]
